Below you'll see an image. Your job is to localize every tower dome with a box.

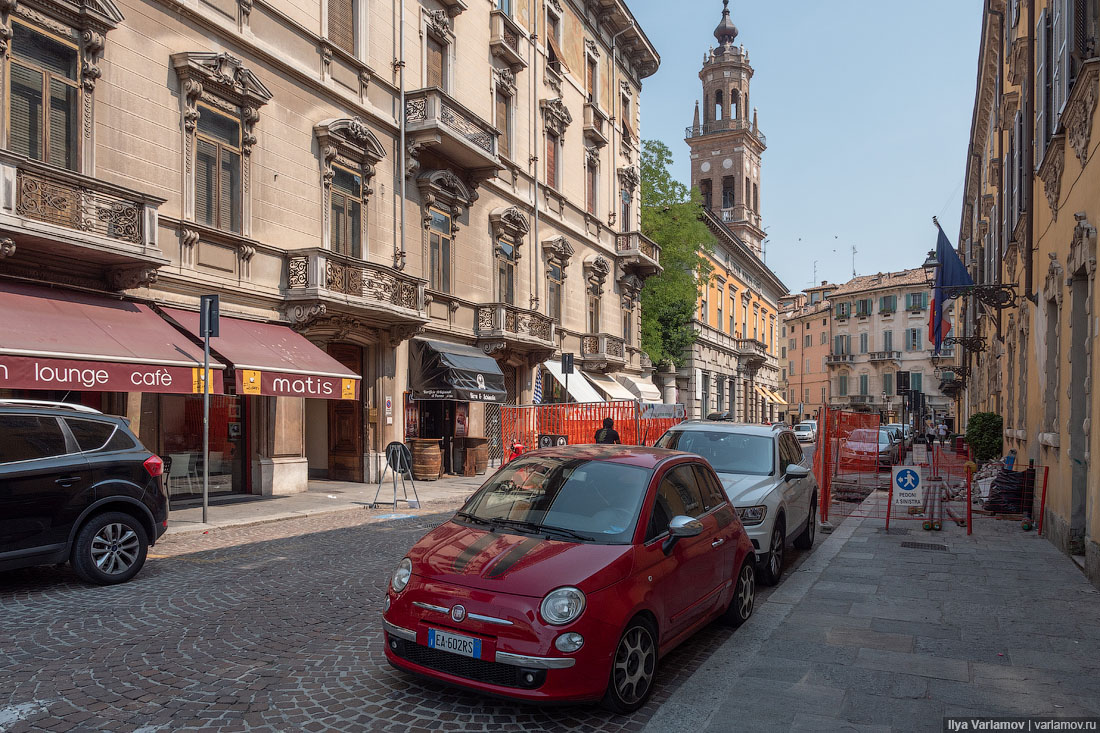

[713,0,738,47]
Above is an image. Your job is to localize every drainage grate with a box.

[900,541,949,552]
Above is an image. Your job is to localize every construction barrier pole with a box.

[1038,465,1050,536]
[634,401,642,446]
[966,462,973,536]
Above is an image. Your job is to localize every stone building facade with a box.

[0,0,660,494]
[673,0,786,422]
[779,282,835,424]
[957,0,1100,585]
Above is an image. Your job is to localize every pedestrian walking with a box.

[925,422,935,447]
[937,422,949,447]
[594,417,621,445]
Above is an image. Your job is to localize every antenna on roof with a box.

[851,245,857,278]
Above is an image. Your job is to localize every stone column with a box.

[258,396,308,495]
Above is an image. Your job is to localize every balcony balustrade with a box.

[615,231,661,277]
[684,118,766,146]
[286,249,426,325]
[405,88,501,172]
[475,303,556,352]
[489,10,527,70]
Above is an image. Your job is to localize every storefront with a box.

[538,360,604,404]
[408,339,505,475]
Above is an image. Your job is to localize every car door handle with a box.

[711,538,725,547]
[55,476,82,486]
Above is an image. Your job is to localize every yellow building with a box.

[958,0,1099,585]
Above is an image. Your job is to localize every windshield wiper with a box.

[487,517,594,542]
[537,524,596,542]
[454,511,491,526]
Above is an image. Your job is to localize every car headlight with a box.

[390,557,412,593]
[736,505,768,526]
[540,586,586,626]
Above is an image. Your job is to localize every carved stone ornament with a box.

[1062,61,1099,167]
[81,29,104,92]
[494,67,516,96]
[1007,36,1027,86]
[388,323,425,347]
[417,169,475,232]
[489,206,530,250]
[1038,135,1066,221]
[106,265,158,291]
[619,272,643,307]
[542,235,574,278]
[0,237,15,259]
[585,37,600,58]
[426,9,452,41]
[1043,253,1065,307]
[583,254,611,294]
[315,117,386,188]
[0,0,17,58]
[546,0,562,14]
[172,52,273,107]
[540,98,573,136]
[618,165,640,192]
[585,145,599,167]
[239,0,253,19]
[1069,212,1098,275]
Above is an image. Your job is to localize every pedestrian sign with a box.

[892,466,923,507]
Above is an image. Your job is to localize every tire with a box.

[757,518,785,586]
[793,496,817,550]
[722,559,755,627]
[601,618,659,714]
[71,512,149,585]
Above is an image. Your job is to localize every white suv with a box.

[793,421,817,443]
[655,422,818,586]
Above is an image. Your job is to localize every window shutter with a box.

[586,163,597,214]
[1053,0,1068,123]
[496,92,510,159]
[9,63,43,161]
[48,80,78,170]
[328,0,355,54]
[546,133,557,187]
[427,37,444,89]
[586,57,596,102]
[331,191,346,254]
[1010,125,1019,224]
[1037,8,1050,164]
[195,139,217,227]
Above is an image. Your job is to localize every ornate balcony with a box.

[476,303,556,357]
[405,88,501,174]
[489,10,526,70]
[684,118,766,147]
[285,249,427,329]
[869,350,901,362]
[0,151,167,285]
[584,103,609,148]
[615,231,661,277]
[826,354,854,365]
[736,338,768,368]
[580,332,626,372]
[720,205,762,230]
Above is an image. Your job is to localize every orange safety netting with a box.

[501,401,684,452]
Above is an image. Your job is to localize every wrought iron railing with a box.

[476,303,555,343]
[615,231,661,263]
[287,251,424,312]
[581,333,626,360]
[406,88,497,156]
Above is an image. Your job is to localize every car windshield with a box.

[794,425,810,432]
[654,430,774,476]
[458,456,652,544]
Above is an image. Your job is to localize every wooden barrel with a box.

[466,437,489,475]
[409,439,442,481]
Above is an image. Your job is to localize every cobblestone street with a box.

[0,502,794,733]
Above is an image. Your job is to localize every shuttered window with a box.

[587,280,601,333]
[548,263,563,322]
[883,372,894,396]
[328,0,355,54]
[1037,9,1052,163]
[497,238,515,304]
[546,131,558,188]
[331,166,363,258]
[883,329,893,352]
[195,107,242,233]
[859,374,869,396]
[427,36,445,89]
[429,208,451,292]
[1053,0,1068,122]
[586,161,597,215]
[8,22,79,171]
[859,333,868,354]
[838,375,848,397]
[586,56,597,103]
[496,91,510,160]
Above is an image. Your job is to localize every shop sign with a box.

[237,370,358,399]
[0,355,223,394]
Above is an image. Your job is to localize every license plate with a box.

[427,628,482,659]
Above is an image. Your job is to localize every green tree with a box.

[639,139,715,368]
[965,412,1003,461]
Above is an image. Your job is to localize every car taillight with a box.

[143,455,164,478]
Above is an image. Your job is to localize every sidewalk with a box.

[645,495,1100,732]
[165,474,485,535]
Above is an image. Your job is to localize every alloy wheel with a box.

[90,523,140,575]
[769,525,784,577]
[737,563,755,619]
[613,626,656,705]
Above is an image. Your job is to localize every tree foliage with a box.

[965,412,1003,462]
[639,140,715,368]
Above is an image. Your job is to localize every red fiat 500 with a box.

[381,445,756,713]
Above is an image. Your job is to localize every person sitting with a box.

[594,417,621,445]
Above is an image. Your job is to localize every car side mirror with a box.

[785,464,811,482]
[662,515,703,554]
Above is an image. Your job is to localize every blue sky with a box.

[631,0,984,293]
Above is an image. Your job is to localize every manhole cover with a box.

[900,541,948,552]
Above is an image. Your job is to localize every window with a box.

[700,371,710,415]
[623,307,633,345]
[330,166,362,258]
[835,302,851,319]
[717,290,724,329]
[790,337,797,351]
[905,292,928,311]
[9,22,80,171]
[587,280,601,332]
[195,106,242,233]
[586,158,598,215]
[859,374,869,396]
[905,328,922,351]
[804,387,810,403]
[883,372,894,396]
[496,90,512,160]
[753,182,759,212]
[620,187,631,229]
[855,298,873,317]
[497,0,512,14]
[66,419,116,452]
[805,358,811,373]
[753,309,759,340]
[729,295,736,333]
[654,431,774,477]
[586,54,598,104]
[788,361,795,377]
[546,5,563,75]
[833,335,851,354]
[879,294,897,313]
[910,372,923,393]
[429,208,452,292]
[859,333,868,354]
[700,179,713,209]
[804,334,811,347]
[692,464,728,512]
[781,368,787,380]
[328,0,356,55]
[548,262,563,322]
[546,130,559,188]
[722,176,735,209]
[883,330,894,352]
[781,346,786,358]
[620,93,634,144]
[497,237,516,304]
[820,331,827,345]
[0,415,67,462]
[699,284,708,324]
[645,465,705,541]
[427,34,446,89]
[717,376,725,410]
[838,374,849,397]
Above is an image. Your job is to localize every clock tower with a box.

[686,0,767,257]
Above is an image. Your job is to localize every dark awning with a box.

[410,339,506,403]
[161,307,359,400]
[0,281,223,394]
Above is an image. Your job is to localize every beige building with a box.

[957,0,1100,585]
[779,282,835,423]
[0,0,660,494]
[673,1,786,422]
[824,270,955,425]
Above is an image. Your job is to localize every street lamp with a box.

[922,249,940,289]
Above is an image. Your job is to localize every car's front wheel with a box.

[602,618,658,714]
[71,512,149,585]
[757,518,785,586]
[794,496,817,550]
[722,559,755,627]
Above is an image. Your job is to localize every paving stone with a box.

[825,627,914,653]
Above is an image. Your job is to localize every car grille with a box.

[388,637,546,689]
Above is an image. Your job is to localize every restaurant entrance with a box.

[327,343,363,481]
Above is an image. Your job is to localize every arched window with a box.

[731,89,740,119]
[714,90,723,121]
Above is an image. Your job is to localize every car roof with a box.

[663,420,783,437]
[522,444,691,469]
[0,401,124,423]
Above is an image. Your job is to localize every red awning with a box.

[0,281,223,394]
[161,308,360,400]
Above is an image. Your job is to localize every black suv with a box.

[0,401,168,584]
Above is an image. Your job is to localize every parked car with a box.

[654,422,817,586]
[839,427,899,470]
[884,425,907,461]
[885,423,912,450]
[0,400,168,584]
[382,445,756,713]
[793,421,817,443]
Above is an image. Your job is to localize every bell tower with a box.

[686,0,767,258]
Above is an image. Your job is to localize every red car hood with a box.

[407,522,634,598]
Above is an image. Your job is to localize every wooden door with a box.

[328,343,363,481]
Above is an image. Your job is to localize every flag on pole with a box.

[929,221,973,353]
[532,368,542,404]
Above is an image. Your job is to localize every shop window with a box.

[429,208,452,292]
[195,106,242,233]
[330,166,362,258]
[161,394,244,499]
[8,22,79,171]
